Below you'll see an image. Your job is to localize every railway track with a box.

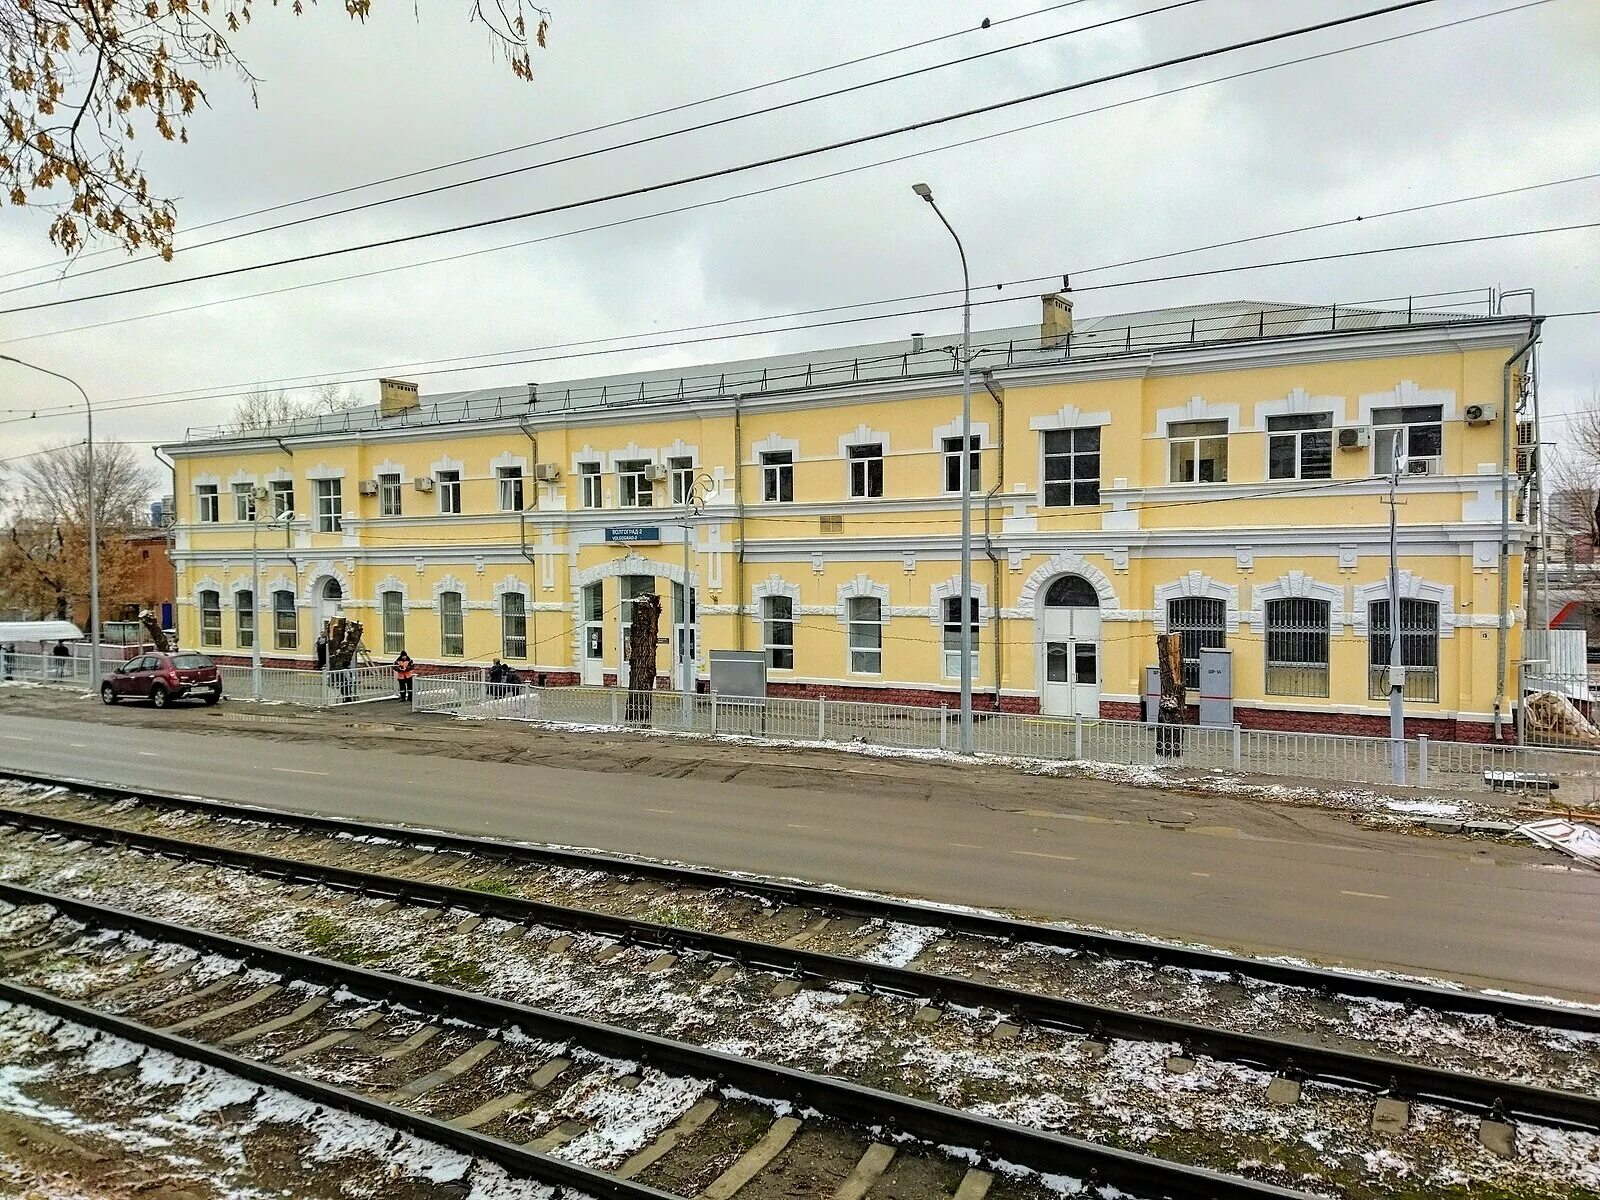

[0,879,1313,1200]
[0,768,1595,1198]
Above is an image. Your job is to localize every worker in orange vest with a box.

[392,649,417,702]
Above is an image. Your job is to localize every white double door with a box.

[1041,604,1101,717]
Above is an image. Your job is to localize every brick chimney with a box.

[378,377,420,417]
[1040,291,1074,347]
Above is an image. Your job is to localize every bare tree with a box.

[3,2,550,258]
[232,383,357,431]
[1544,394,1600,563]
[0,440,156,621]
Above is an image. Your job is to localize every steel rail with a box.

[0,879,1319,1200]
[0,979,678,1200]
[4,767,1597,1037]
[3,802,1595,1133]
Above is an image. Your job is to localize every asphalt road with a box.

[2,712,1597,1000]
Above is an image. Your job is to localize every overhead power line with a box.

[0,0,1552,349]
[0,0,1194,298]
[0,0,1443,321]
[5,222,1585,427]
[0,0,1095,290]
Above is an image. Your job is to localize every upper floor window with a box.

[1267,413,1333,480]
[236,589,254,649]
[1265,597,1329,697]
[847,443,883,499]
[762,595,794,669]
[196,485,219,524]
[1169,419,1228,484]
[439,592,464,657]
[199,590,221,647]
[668,455,695,505]
[313,479,342,533]
[1167,596,1225,690]
[941,595,980,678]
[579,462,602,509]
[847,596,882,674]
[232,482,256,522]
[618,459,654,508]
[761,451,793,503]
[380,590,405,654]
[273,589,298,650]
[943,435,980,493]
[378,473,402,517]
[437,470,462,515]
[497,465,524,512]
[269,480,294,518]
[501,592,527,659]
[1373,405,1443,476]
[1042,427,1100,506]
[1368,598,1440,702]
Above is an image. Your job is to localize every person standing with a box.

[1,644,13,680]
[314,630,329,674]
[51,639,69,680]
[392,649,416,702]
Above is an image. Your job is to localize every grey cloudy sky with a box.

[1,0,1596,466]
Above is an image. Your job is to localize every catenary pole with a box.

[913,183,975,752]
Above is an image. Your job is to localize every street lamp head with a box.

[911,182,934,201]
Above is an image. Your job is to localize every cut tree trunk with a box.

[139,610,171,654]
[626,594,662,724]
[1155,632,1187,758]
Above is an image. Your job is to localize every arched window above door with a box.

[1045,575,1099,608]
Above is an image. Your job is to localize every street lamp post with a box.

[1386,453,1407,785]
[252,504,296,699]
[679,471,716,725]
[0,355,101,691]
[913,182,974,753]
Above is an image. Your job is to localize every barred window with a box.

[381,591,405,654]
[501,592,527,659]
[763,595,794,669]
[439,592,464,657]
[1368,599,1440,702]
[1042,427,1100,506]
[1264,597,1329,697]
[199,590,221,648]
[1167,597,1225,690]
[378,473,402,517]
[847,596,882,674]
[235,590,254,649]
[273,590,298,650]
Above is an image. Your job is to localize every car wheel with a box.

[150,686,169,709]
[100,683,118,705]
[202,691,221,706]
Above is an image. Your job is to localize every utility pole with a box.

[913,182,975,753]
[1386,453,1407,785]
[0,356,100,690]
[679,471,716,725]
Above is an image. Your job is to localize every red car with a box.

[101,652,223,708]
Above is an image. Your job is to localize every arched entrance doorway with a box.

[1041,574,1100,717]
[316,578,344,635]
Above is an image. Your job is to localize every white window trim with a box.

[835,573,890,623]
[372,574,410,610]
[1152,571,1240,634]
[304,463,346,481]
[927,577,990,626]
[844,594,885,676]
[749,433,799,463]
[1036,424,1104,509]
[371,459,409,484]
[1352,572,1457,638]
[1017,554,1117,611]
[843,439,886,499]
[751,574,800,613]
[492,575,534,602]
[1263,410,1338,481]
[1248,570,1347,629]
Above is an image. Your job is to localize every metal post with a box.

[251,505,263,701]
[940,704,949,750]
[1417,734,1429,787]
[1387,458,1407,785]
[1073,713,1083,760]
[1232,722,1242,768]
[711,691,719,736]
[680,496,693,728]
[817,694,827,741]
[912,182,974,753]
[0,356,100,690]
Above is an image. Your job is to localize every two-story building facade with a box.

[161,297,1538,741]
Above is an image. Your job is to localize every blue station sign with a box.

[605,526,661,544]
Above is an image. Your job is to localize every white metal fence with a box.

[411,678,1600,795]
[218,665,397,707]
[0,650,128,688]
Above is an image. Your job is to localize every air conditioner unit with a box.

[1337,425,1371,450]
[647,465,669,483]
[1463,403,1499,426]
[414,476,435,493]
[357,479,379,496]
[1406,456,1441,476]
[532,463,560,483]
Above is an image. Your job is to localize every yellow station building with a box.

[161,297,1538,740]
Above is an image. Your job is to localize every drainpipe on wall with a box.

[1494,317,1543,740]
[733,393,747,651]
[981,370,1006,705]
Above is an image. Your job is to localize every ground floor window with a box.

[274,591,297,650]
[439,592,464,657]
[381,590,405,654]
[941,595,979,679]
[501,593,527,659]
[847,596,882,674]
[199,590,221,648]
[1264,597,1329,697]
[1167,597,1225,691]
[1368,598,1440,702]
[235,590,254,649]
[763,595,794,669]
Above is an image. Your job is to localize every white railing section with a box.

[218,665,396,707]
[0,650,127,687]
[410,681,1600,795]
